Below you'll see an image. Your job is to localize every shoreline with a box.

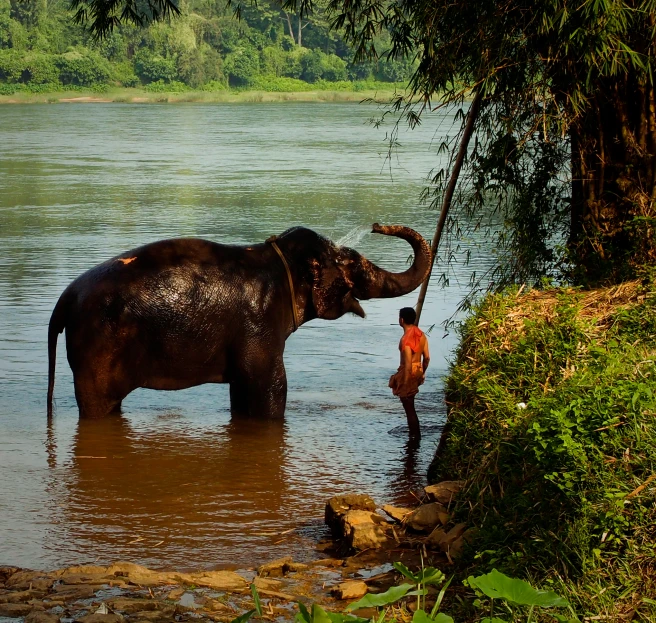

[0,87,404,105]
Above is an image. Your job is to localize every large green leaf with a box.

[480,618,508,623]
[412,610,454,623]
[468,570,568,608]
[346,584,414,611]
[393,562,445,587]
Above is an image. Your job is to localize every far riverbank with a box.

[0,86,404,105]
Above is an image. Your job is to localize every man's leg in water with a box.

[400,396,420,436]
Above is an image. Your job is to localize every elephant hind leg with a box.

[229,355,287,419]
[73,369,128,419]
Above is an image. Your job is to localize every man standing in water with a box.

[389,307,430,437]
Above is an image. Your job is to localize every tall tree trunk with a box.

[569,72,656,283]
[298,13,302,47]
[284,12,296,44]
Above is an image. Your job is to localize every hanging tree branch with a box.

[415,87,484,326]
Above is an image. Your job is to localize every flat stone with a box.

[0,602,33,617]
[25,611,60,623]
[6,571,55,592]
[105,563,247,592]
[128,610,175,621]
[381,505,412,523]
[0,590,45,604]
[200,598,233,613]
[257,557,306,578]
[331,581,368,600]
[325,495,377,534]
[185,570,248,591]
[75,615,125,623]
[166,588,185,601]
[0,568,20,584]
[256,588,296,601]
[252,577,283,591]
[406,503,449,532]
[51,585,97,601]
[106,598,162,614]
[424,481,465,506]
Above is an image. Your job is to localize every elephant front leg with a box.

[229,354,287,419]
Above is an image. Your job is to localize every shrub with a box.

[300,49,323,83]
[320,53,347,82]
[430,280,656,616]
[133,49,177,84]
[57,50,111,86]
[224,45,259,86]
[143,79,188,92]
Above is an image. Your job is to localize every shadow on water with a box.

[45,415,294,569]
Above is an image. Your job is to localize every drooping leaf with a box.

[296,602,312,623]
[415,567,446,586]
[393,561,417,581]
[346,584,414,610]
[229,609,256,623]
[468,570,568,608]
[250,583,262,616]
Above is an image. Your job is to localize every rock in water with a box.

[331,581,368,600]
[406,503,449,532]
[325,495,377,535]
[424,481,465,506]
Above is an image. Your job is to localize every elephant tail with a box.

[47,288,72,419]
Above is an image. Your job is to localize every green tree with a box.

[318,0,655,284]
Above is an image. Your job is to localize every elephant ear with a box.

[309,256,364,320]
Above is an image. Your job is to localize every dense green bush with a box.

[143,79,188,92]
[133,48,176,83]
[430,280,656,618]
[57,50,111,86]
[224,44,259,86]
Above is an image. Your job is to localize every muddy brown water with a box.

[0,102,495,571]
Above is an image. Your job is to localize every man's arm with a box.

[402,345,413,383]
[422,337,430,374]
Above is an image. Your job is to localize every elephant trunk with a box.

[352,224,432,300]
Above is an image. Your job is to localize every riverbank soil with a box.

[428,278,656,621]
[0,87,402,105]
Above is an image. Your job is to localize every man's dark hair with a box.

[399,307,417,325]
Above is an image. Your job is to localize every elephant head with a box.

[277,223,432,323]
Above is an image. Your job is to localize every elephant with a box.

[47,223,431,420]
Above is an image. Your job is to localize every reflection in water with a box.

[46,416,289,569]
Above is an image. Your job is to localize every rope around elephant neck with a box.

[266,237,300,332]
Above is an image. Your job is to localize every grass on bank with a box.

[428,276,656,621]
[0,79,406,104]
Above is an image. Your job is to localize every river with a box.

[0,102,494,571]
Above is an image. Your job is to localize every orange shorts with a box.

[389,362,424,398]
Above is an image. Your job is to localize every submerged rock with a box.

[257,557,308,577]
[325,495,377,535]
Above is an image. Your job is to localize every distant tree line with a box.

[0,0,415,93]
